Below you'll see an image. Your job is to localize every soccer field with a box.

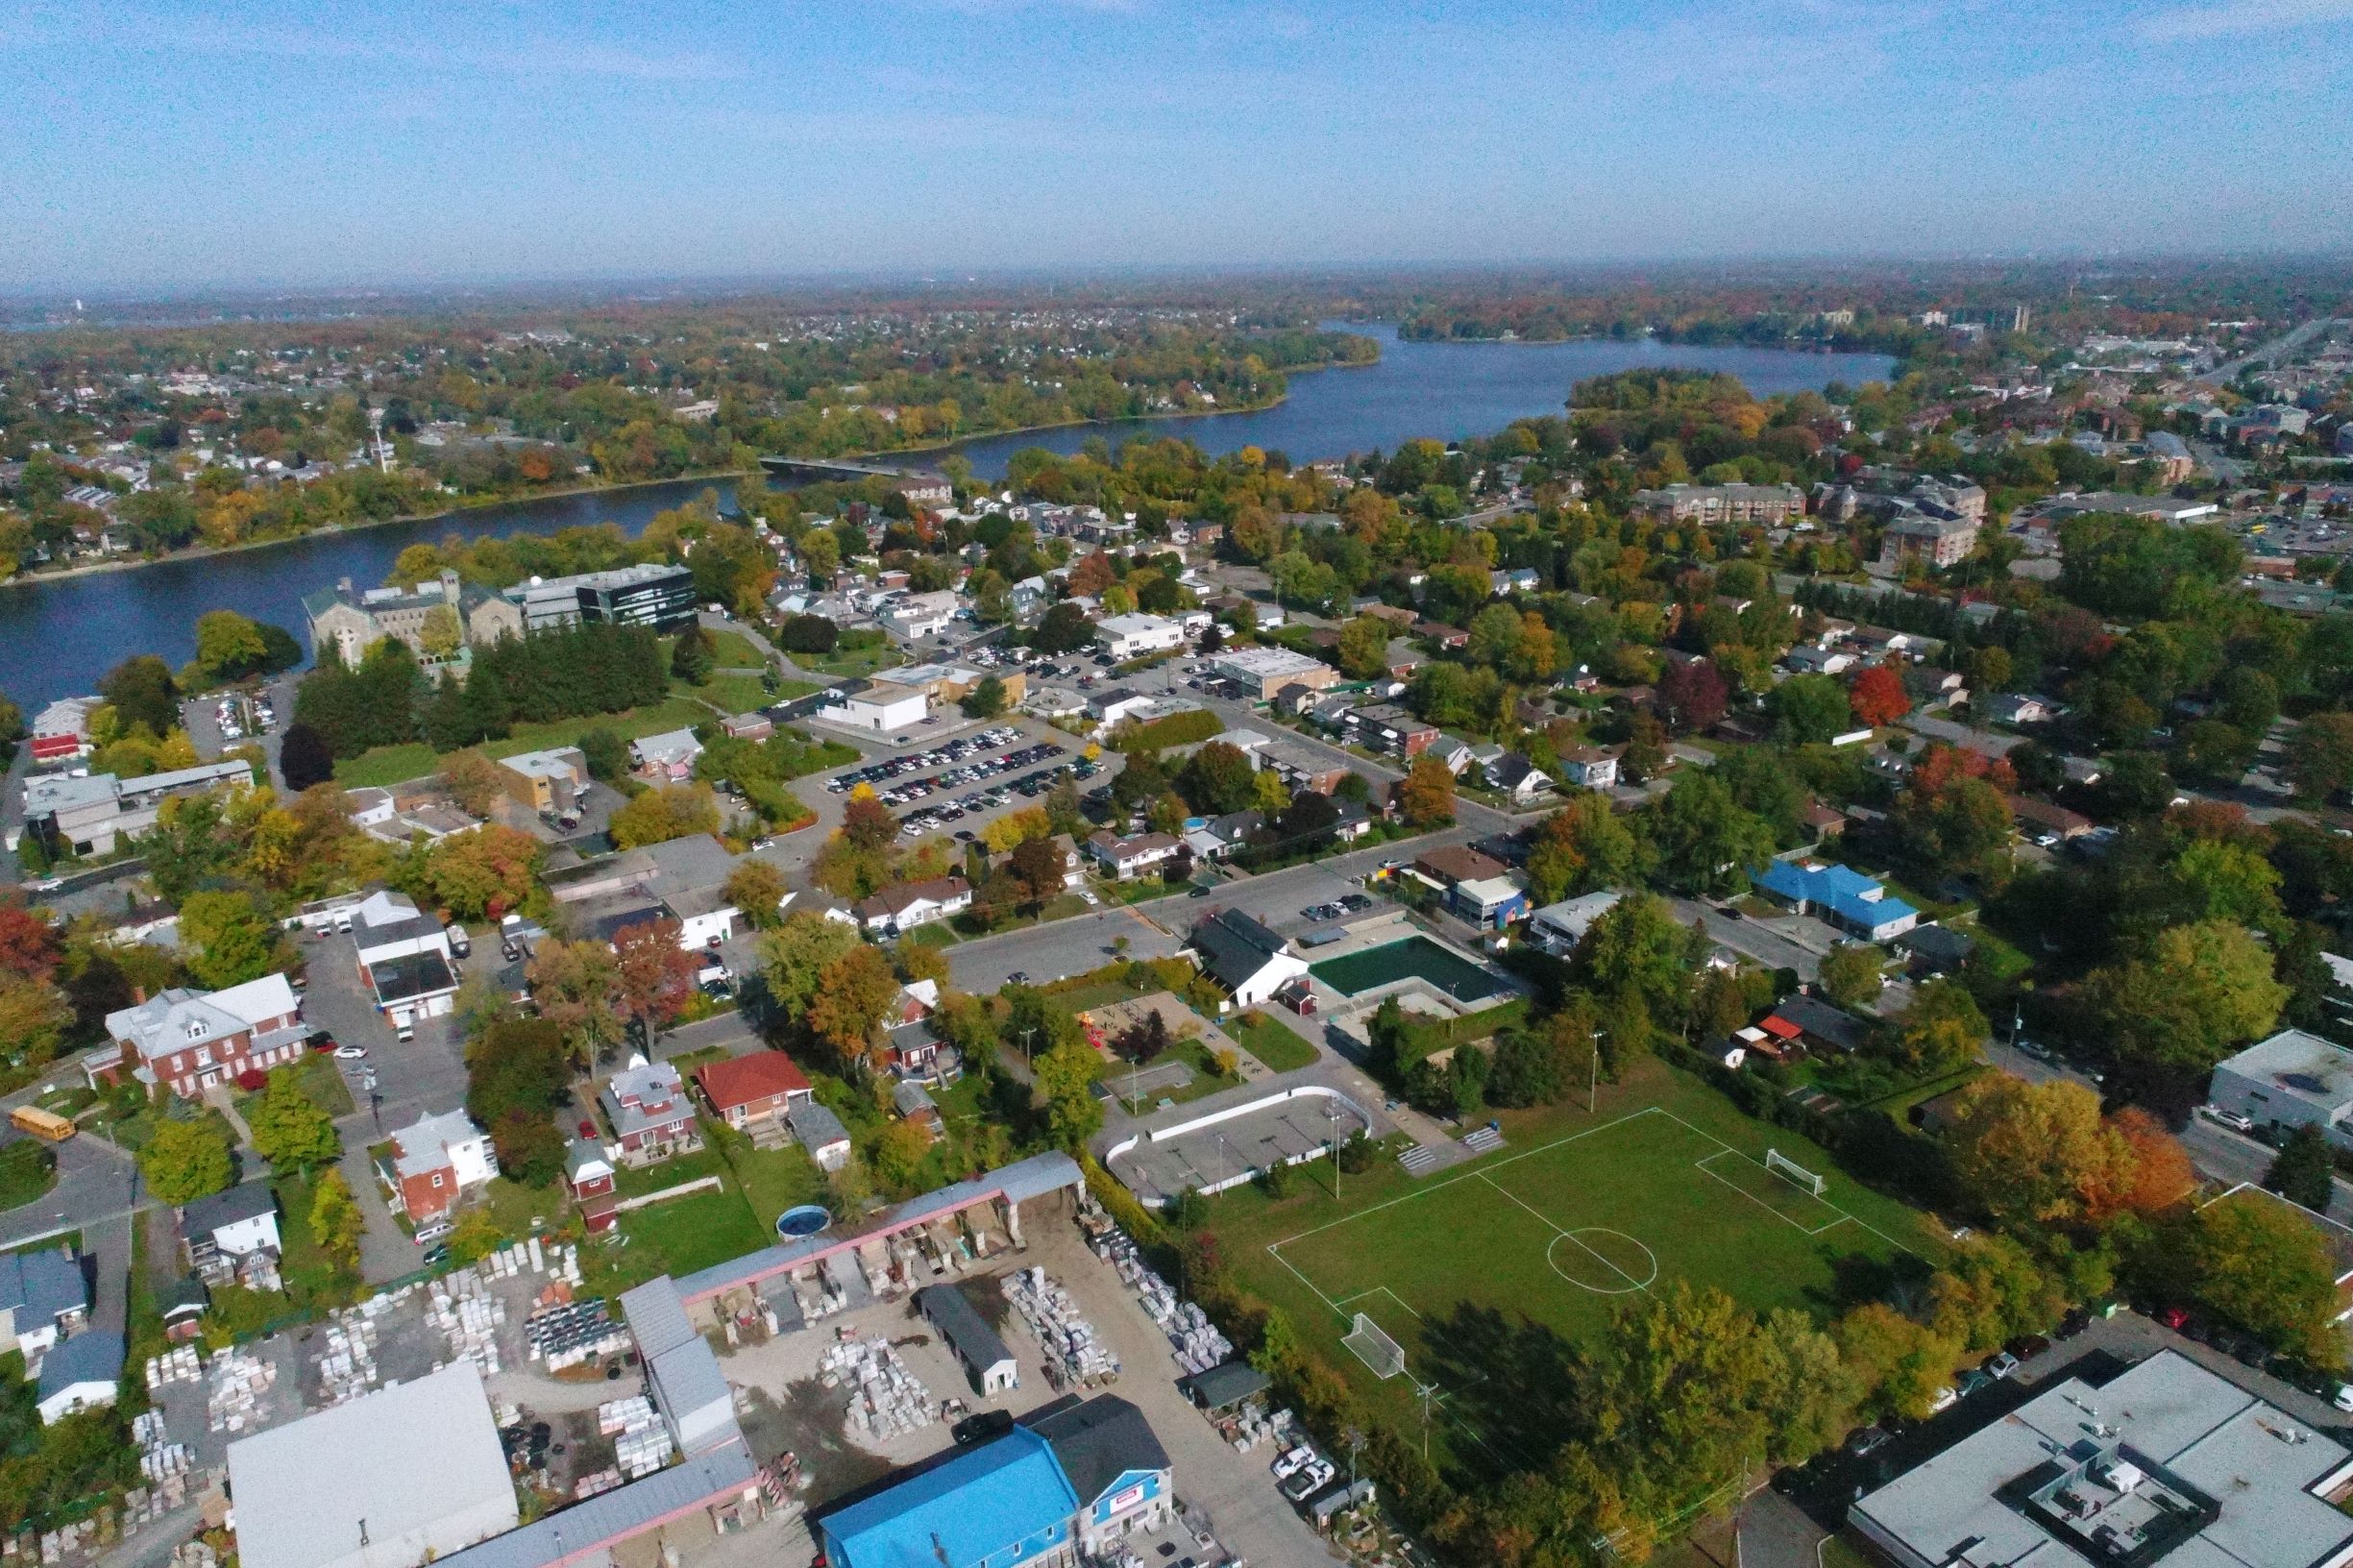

[1222,1077,1938,1460]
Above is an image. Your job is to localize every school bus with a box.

[8,1106,76,1143]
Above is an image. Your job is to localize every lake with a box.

[0,324,1891,709]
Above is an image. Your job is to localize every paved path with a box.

[1739,1488,1826,1568]
[338,1139,422,1280]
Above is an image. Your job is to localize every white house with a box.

[1556,747,1620,791]
[1095,613,1185,660]
[1485,754,1554,803]
[629,728,703,782]
[823,680,929,733]
[1528,891,1626,955]
[855,874,973,935]
[1085,830,1184,880]
[36,1333,122,1425]
[1189,909,1310,1009]
[180,1183,282,1278]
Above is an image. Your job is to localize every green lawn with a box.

[273,1171,359,1308]
[720,1137,827,1226]
[687,672,775,715]
[0,1142,59,1213]
[1226,1011,1320,1072]
[1210,1062,1943,1458]
[616,1187,772,1278]
[332,695,716,788]
[611,1141,729,1200]
[704,628,768,668]
[1103,1038,1234,1115]
[805,642,904,679]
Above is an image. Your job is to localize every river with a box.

[0,324,1891,710]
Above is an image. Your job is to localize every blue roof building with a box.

[820,1426,1079,1568]
[818,1396,1176,1568]
[1752,859,1920,942]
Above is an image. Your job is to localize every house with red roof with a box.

[696,1052,814,1133]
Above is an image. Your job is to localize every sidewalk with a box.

[336,1139,422,1282]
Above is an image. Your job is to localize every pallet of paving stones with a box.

[527,1299,628,1367]
[142,1344,203,1391]
[1005,1266,1120,1385]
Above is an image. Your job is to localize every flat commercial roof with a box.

[227,1363,516,1568]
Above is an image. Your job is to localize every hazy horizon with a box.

[8,0,2353,292]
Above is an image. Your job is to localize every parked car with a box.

[1955,1369,1995,1398]
[333,1044,368,1061]
[1280,1461,1336,1503]
[414,1220,454,1244]
[1983,1351,2021,1380]
[422,1244,452,1269]
[1927,1386,1958,1414]
[952,1409,1015,1445]
[2007,1335,2051,1361]
[1271,1446,1316,1481]
[1846,1426,1891,1458]
[2199,1104,2257,1135]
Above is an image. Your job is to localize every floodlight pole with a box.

[1589,1026,1605,1115]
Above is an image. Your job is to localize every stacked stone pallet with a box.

[142,1345,202,1391]
[1086,1223,1232,1373]
[819,1335,934,1443]
[205,1346,278,1433]
[596,1395,656,1435]
[572,1468,624,1500]
[314,1314,380,1405]
[527,1300,626,1370]
[428,1278,508,1375]
[1005,1267,1120,1386]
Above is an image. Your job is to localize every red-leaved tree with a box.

[1848,664,1912,727]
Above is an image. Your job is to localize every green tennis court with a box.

[1309,935,1510,1000]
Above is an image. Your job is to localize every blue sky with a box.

[4,0,2351,290]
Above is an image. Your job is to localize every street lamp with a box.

[1589,1026,1605,1115]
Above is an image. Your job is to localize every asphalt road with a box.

[1669,898,1826,982]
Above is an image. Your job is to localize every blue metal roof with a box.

[1752,859,1917,929]
[821,1427,1077,1568]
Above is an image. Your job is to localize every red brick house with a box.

[597,1058,701,1165]
[97,974,307,1099]
[696,1052,814,1131]
[564,1139,619,1234]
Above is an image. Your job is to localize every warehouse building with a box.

[227,1363,520,1568]
[1852,1351,2353,1568]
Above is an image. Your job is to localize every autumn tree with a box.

[1817,943,1885,1010]
[2087,919,2287,1105]
[1847,663,1911,727]
[139,1118,233,1205]
[1885,978,1987,1076]
[1336,615,1391,680]
[2185,1193,2341,1361]
[1940,1076,2131,1227]
[438,750,504,817]
[2287,711,2353,802]
[807,943,900,1072]
[415,823,543,919]
[758,912,863,1020]
[179,891,283,990]
[1400,754,1456,827]
[247,1066,340,1172]
[609,782,722,849]
[1524,793,1641,903]
[1034,1037,1105,1149]
[309,1169,364,1274]
[1655,656,1728,733]
[612,917,701,1042]
[525,938,623,1061]
[723,859,789,929]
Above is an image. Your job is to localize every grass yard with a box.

[616,1187,772,1279]
[1226,1011,1320,1073]
[805,642,904,679]
[0,1141,60,1213]
[332,695,716,789]
[686,672,775,715]
[703,628,768,668]
[1209,1062,1942,1467]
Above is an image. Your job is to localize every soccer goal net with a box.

[1765,1148,1827,1197]
[1342,1312,1408,1381]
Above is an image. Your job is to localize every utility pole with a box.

[1590,1026,1605,1115]
[1020,1027,1036,1074]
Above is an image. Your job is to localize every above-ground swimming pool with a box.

[1309,936,1511,1001]
[775,1205,830,1238]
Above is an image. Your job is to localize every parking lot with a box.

[946,906,1188,992]
[821,727,1096,840]
[292,922,471,1132]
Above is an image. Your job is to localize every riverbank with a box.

[0,468,754,592]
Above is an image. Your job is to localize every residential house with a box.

[37,1333,123,1425]
[351,889,460,1031]
[1348,704,1439,758]
[1425,734,1477,775]
[855,873,973,935]
[1484,753,1554,803]
[1451,874,1530,929]
[598,1058,701,1165]
[1762,994,1871,1054]
[1527,891,1626,955]
[180,1184,281,1284]
[1556,746,1620,791]
[100,973,306,1099]
[629,728,703,782]
[1184,811,1263,863]
[1188,909,1309,1010]
[1085,830,1184,881]
[0,1248,87,1360]
[790,1102,854,1173]
[543,834,745,951]
[2008,795,2093,843]
[890,979,941,1025]
[893,1080,944,1140]
[696,1052,814,1132]
[1783,644,1856,676]
[1751,859,1920,942]
[1981,693,2052,726]
[564,1139,620,1235]
[381,1110,498,1226]
[989,833,1086,890]
[884,1020,959,1084]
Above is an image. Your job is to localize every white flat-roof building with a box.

[1211,646,1340,700]
[2211,1028,2353,1153]
[1853,1351,2353,1568]
[228,1362,519,1568]
[822,681,930,733]
[1094,613,1185,660]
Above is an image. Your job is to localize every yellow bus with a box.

[9,1105,76,1143]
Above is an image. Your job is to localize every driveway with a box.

[294,925,471,1131]
[1669,899,1825,982]
[338,1139,422,1282]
